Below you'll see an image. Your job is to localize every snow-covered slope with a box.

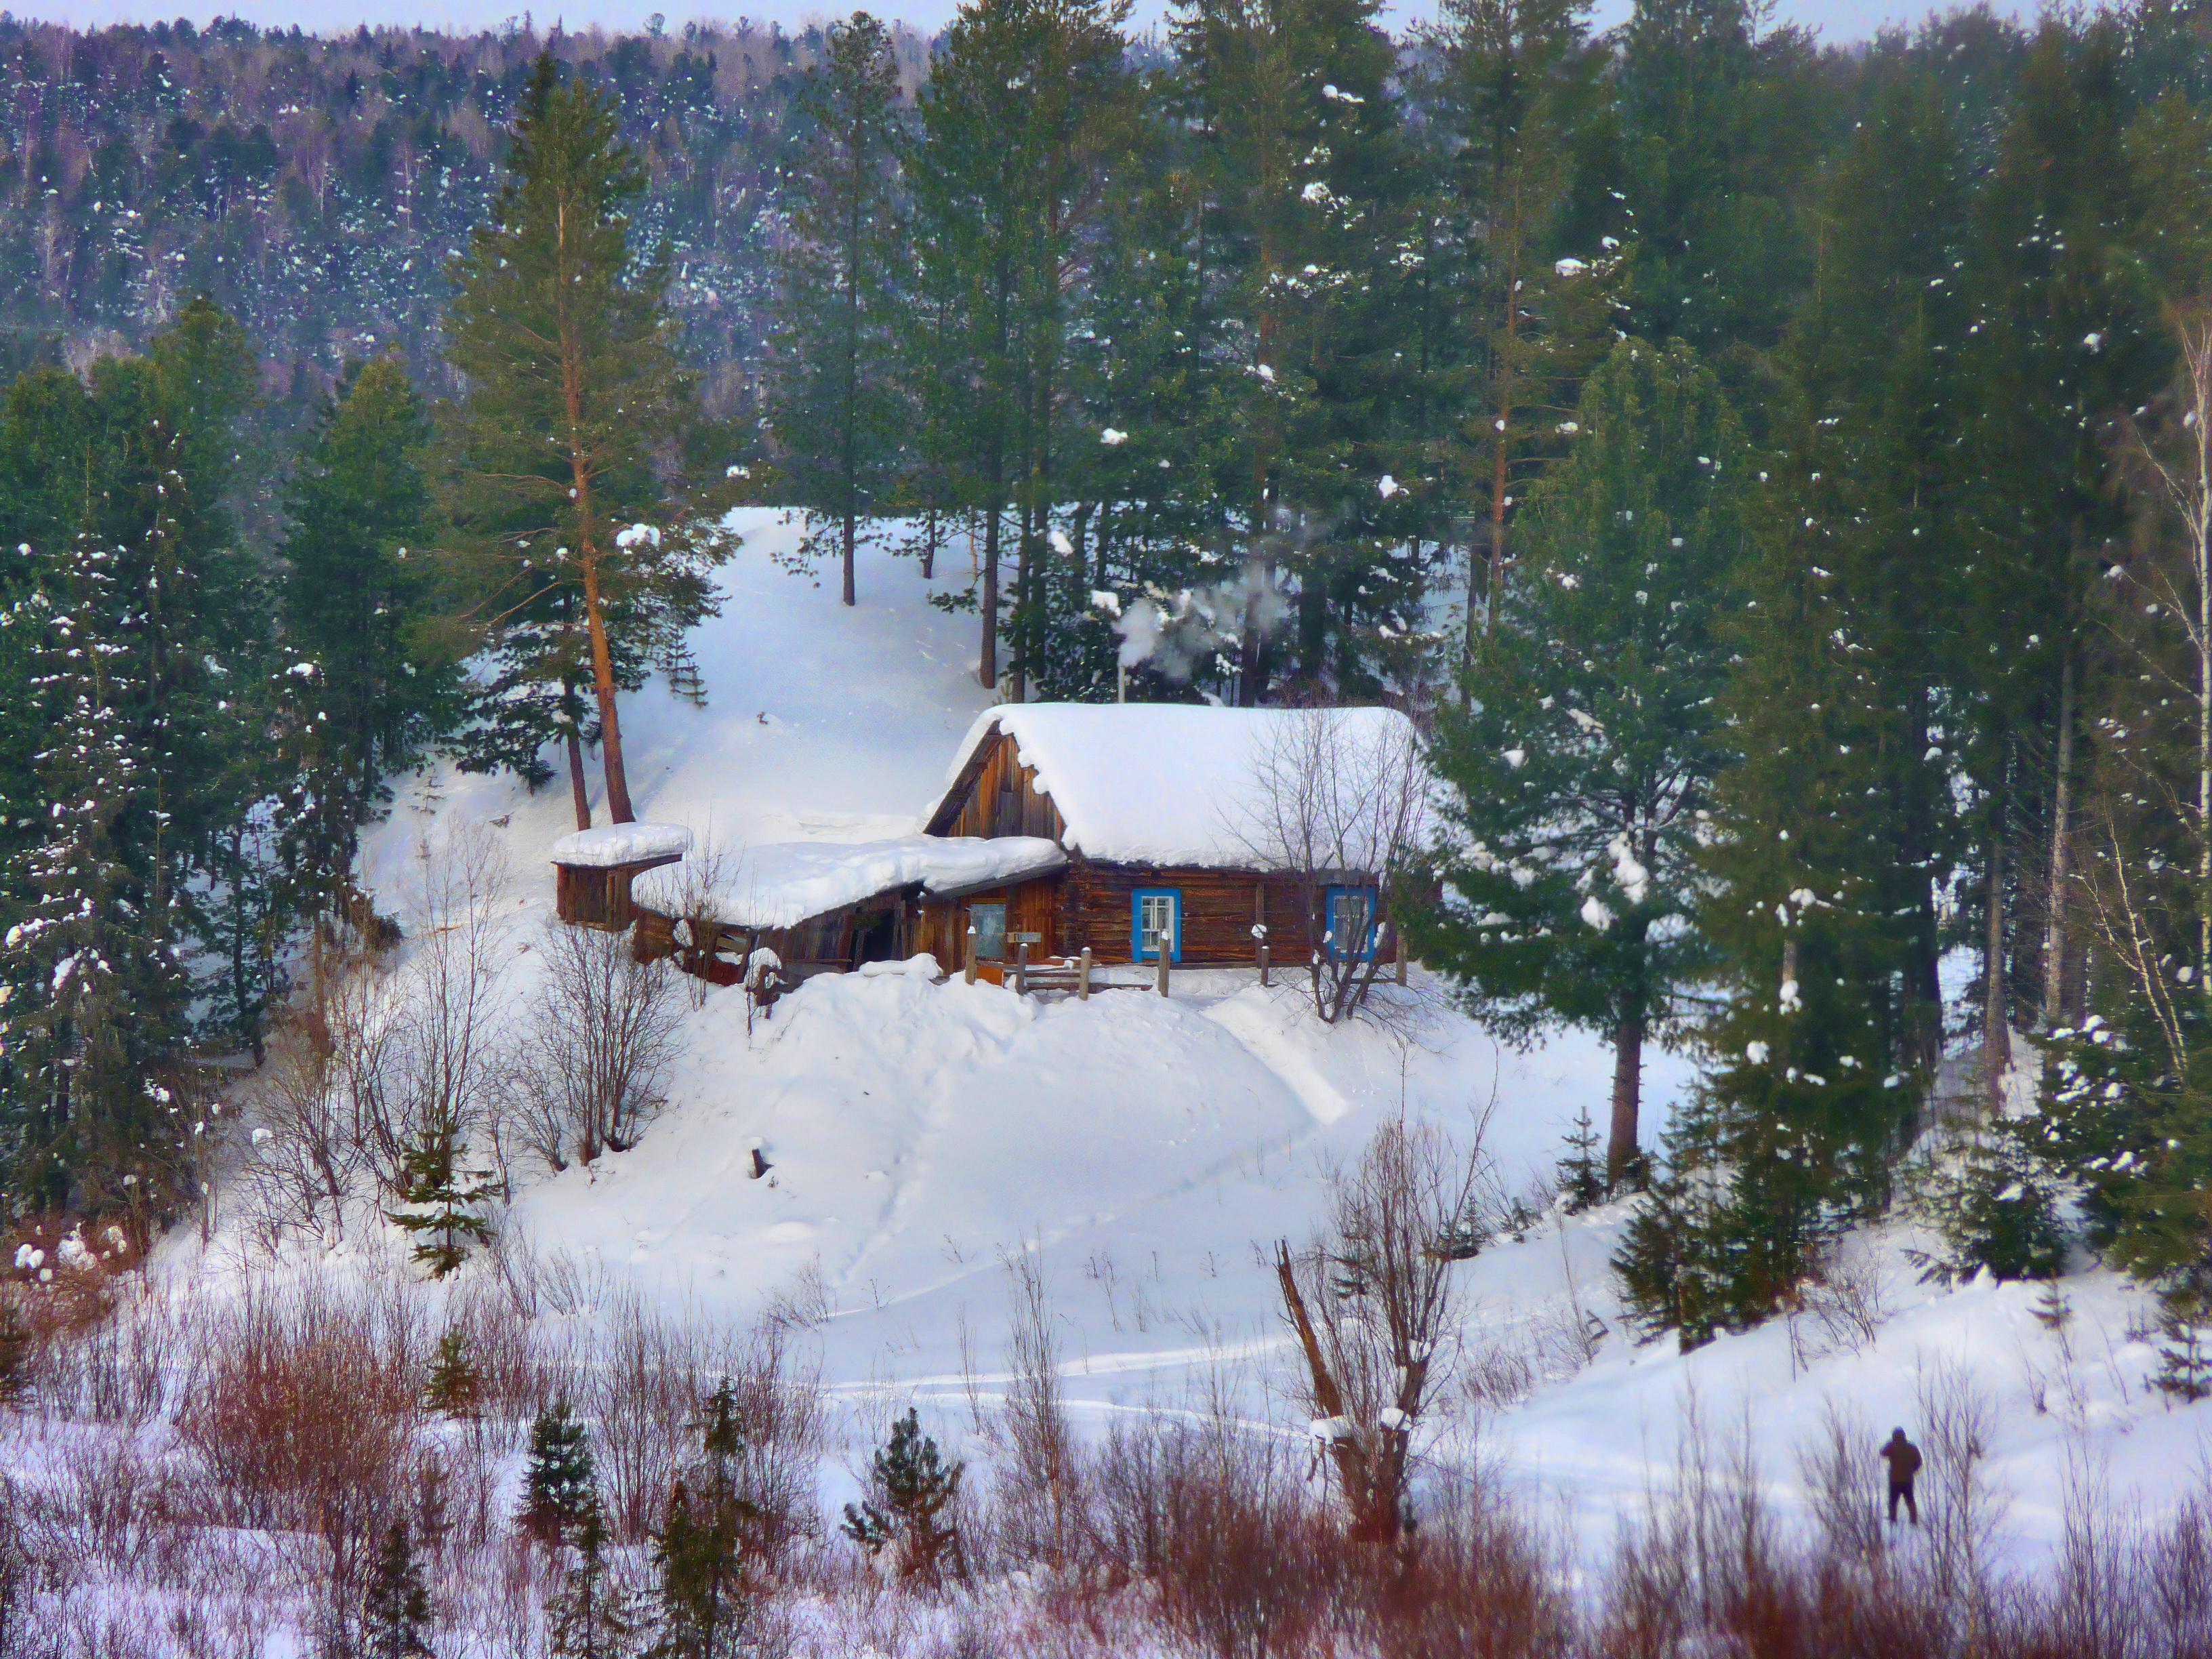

[310,514,2211,1572]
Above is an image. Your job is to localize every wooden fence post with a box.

[1014,937,1031,996]
[1258,941,1270,987]
[1157,952,1170,998]
[1078,947,1092,1001]
[964,924,977,986]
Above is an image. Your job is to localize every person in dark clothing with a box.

[1881,1428,1922,1525]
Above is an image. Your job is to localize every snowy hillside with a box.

[148,512,2212,1590]
[337,518,2197,1563]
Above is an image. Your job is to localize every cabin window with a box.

[1132,888,1182,962]
[969,901,1007,961]
[1324,885,1380,960]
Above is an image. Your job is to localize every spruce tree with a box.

[649,1376,759,1659]
[766,12,906,609]
[0,530,193,1220]
[363,1518,435,1659]
[278,356,456,855]
[423,1328,483,1421]
[385,1124,495,1279]
[549,1497,637,1659]
[1415,337,1747,1181]
[445,51,732,825]
[520,1397,600,1544]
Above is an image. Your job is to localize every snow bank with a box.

[547,821,693,867]
[940,703,1418,867]
[630,834,1065,930]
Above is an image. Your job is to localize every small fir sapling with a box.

[1557,1105,1608,1213]
[549,1498,638,1659]
[423,1328,483,1420]
[651,1376,760,1658]
[2153,1269,2212,1405]
[386,1125,497,1278]
[2032,1277,2074,1333]
[520,1398,600,1542]
[363,1519,435,1659]
[840,1408,965,1582]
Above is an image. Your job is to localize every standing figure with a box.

[1881,1427,1923,1525]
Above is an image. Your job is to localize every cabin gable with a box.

[926,729,1065,842]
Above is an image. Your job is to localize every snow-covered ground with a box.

[159,513,2212,1578]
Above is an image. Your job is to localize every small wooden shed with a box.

[549,823,693,930]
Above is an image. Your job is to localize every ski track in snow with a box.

[138,512,2212,1574]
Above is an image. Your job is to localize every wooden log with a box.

[1157,953,1170,998]
[1013,937,1031,996]
[964,923,978,986]
[1078,946,1092,1000]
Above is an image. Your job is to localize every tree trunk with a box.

[1985,797,2010,1105]
[979,500,1000,691]
[921,506,937,581]
[576,544,635,824]
[2043,652,2074,1027]
[565,726,591,832]
[842,506,857,608]
[1607,1004,1643,1185]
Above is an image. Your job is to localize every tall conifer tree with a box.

[445,52,731,825]
[768,13,906,609]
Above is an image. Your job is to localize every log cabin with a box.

[548,703,1417,987]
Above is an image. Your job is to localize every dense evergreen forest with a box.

[5,0,2212,1370]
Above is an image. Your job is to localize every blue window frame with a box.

[1131,888,1182,962]
[1324,885,1380,961]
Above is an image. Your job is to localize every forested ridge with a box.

[2,0,2212,1379]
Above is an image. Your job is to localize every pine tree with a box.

[385,1124,495,1279]
[1420,0,1614,655]
[1415,337,1746,1182]
[520,1397,600,1543]
[907,0,1138,696]
[840,1408,964,1582]
[423,1328,483,1420]
[766,12,906,609]
[444,50,733,825]
[362,1518,435,1659]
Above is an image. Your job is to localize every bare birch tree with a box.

[1243,709,1429,1024]
[1274,1111,1497,1541]
[508,922,684,1172]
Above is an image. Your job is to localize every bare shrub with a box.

[175,1277,425,1603]
[1800,1237,1891,1356]
[1914,1359,2007,1603]
[989,1249,1081,1570]
[1242,706,1429,1025]
[1275,1111,1494,1540]
[355,829,512,1197]
[506,920,684,1172]
[1797,1398,1883,1561]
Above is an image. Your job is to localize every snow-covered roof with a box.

[630,835,1066,931]
[933,703,1420,869]
[548,822,694,868]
